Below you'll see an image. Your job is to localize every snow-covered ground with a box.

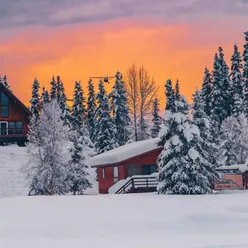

[1,145,248,248]
[0,145,97,198]
[1,193,248,248]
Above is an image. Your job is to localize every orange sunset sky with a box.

[1,0,248,107]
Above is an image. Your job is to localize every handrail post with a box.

[132,178,134,190]
[146,178,148,187]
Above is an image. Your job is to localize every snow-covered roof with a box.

[89,138,161,167]
[217,162,248,173]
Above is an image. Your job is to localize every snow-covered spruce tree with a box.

[218,114,248,166]
[72,81,86,124]
[151,98,162,138]
[201,67,212,117]
[55,76,71,126]
[230,44,244,116]
[165,79,175,111]
[218,47,232,117]
[30,78,40,117]
[137,116,150,141]
[159,79,176,146]
[192,89,217,167]
[157,96,217,195]
[24,100,71,195]
[175,79,180,101]
[94,79,118,154]
[211,49,231,131]
[243,31,248,117]
[87,79,97,142]
[40,87,49,106]
[111,71,130,145]
[67,123,94,195]
[50,76,57,100]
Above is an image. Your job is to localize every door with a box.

[0,122,7,136]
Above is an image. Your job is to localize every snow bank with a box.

[88,138,161,167]
[0,145,98,198]
[0,145,28,198]
[1,193,248,248]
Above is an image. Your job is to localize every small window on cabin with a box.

[1,106,8,118]
[16,122,23,129]
[102,168,105,179]
[8,122,15,134]
[1,92,9,118]
[15,122,23,134]
[1,92,8,105]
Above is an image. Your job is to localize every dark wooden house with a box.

[0,83,31,146]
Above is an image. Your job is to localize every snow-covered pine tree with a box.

[137,116,150,141]
[72,81,86,124]
[67,123,94,195]
[175,79,180,101]
[192,89,217,167]
[30,78,40,117]
[87,79,97,142]
[40,87,49,106]
[230,44,244,116]
[243,31,248,117]
[211,49,231,131]
[165,79,175,111]
[151,98,162,138]
[157,96,217,195]
[55,76,71,126]
[218,47,232,117]
[50,76,57,100]
[111,71,130,145]
[94,79,117,154]
[24,100,71,195]
[218,114,248,166]
[201,67,212,116]
[3,75,10,90]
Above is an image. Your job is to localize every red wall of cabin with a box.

[98,149,161,194]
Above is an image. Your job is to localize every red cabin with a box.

[89,138,162,194]
[0,83,31,146]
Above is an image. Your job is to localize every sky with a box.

[1,0,248,106]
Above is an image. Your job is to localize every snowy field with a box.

[0,145,97,198]
[1,146,248,248]
[1,193,248,248]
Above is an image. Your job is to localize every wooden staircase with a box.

[115,176,158,194]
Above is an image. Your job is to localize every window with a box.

[16,122,23,129]
[102,168,106,179]
[1,92,9,118]
[142,165,157,175]
[128,164,141,177]
[8,122,15,135]
[114,166,118,183]
[8,121,23,135]
[1,92,8,105]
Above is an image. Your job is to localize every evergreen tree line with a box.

[158,31,248,195]
[30,71,162,154]
[26,70,162,195]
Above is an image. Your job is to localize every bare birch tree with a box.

[125,64,158,141]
